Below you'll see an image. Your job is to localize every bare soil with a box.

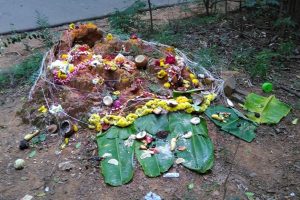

[0,4,300,200]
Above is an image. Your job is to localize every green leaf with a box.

[134,114,169,135]
[75,142,81,149]
[171,115,214,173]
[28,150,36,158]
[168,112,207,137]
[135,140,174,177]
[244,93,291,124]
[205,106,256,142]
[104,125,136,140]
[97,136,134,186]
[134,114,174,177]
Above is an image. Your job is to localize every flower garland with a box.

[88,94,216,131]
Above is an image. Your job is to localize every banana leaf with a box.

[135,140,174,177]
[205,106,256,142]
[244,93,291,124]
[104,124,136,140]
[134,114,174,177]
[97,134,135,186]
[169,112,214,173]
[134,114,169,135]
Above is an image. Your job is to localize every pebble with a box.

[250,172,257,178]
[58,161,75,171]
[21,194,33,200]
[14,159,25,170]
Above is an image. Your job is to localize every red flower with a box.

[78,46,87,51]
[165,55,176,64]
[154,59,160,66]
[130,33,138,39]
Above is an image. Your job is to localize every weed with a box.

[277,41,295,57]
[0,53,43,88]
[273,17,296,29]
[35,11,55,48]
[250,49,277,77]
[109,0,146,34]
[196,45,220,69]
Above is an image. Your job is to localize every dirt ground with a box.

[1,4,300,200]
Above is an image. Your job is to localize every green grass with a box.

[0,52,43,88]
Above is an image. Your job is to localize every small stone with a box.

[212,190,220,196]
[21,194,33,200]
[249,172,257,178]
[58,161,75,171]
[14,159,25,170]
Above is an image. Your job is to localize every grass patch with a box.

[0,52,43,88]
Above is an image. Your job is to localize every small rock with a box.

[21,194,33,200]
[45,186,49,192]
[19,140,29,150]
[249,172,257,178]
[14,159,25,170]
[58,161,75,171]
[212,190,220,196]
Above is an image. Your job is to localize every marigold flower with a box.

[192,79,199,86]
[61,54,68,60]
[157,70,167,79]
[164,82,171,88]
[38,105,48,113]
[106,33,114,41]
[189,73,196,79]
[69,23,75,30]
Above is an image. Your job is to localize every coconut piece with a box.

[190,117,201,125]
[226,98,234,107]
[177,146,187,151]
[153,107,163,115]
[167,100,178,107]
[136,131,147,140]
[175,158,185,164]
[107,159,119,166]
[103,96,113,106]
[102,153,112,158]
[183,131,193,139]
[134,55,148,68]
[46,124,58,134]
[170,137,177,151]
[140,145,147,150]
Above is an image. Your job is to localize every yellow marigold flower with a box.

[157,70,167,79]
[185,107,195,113]
[116,117,129,127]
[192,79,199,86]
[146,100,154,107]
[95,123,102,132]
[159,59,165,67]
[113,91,120,95]
[199,104,208,112]
[135,108,144,116]
[106,33,114,41]
[164,82,171,88]
[189,73,196,79]
[68,64,75,73]
[69,23,75,30]
[205,93,217,101]
[57,71,67,79]
[176,96,190,103]
[166,46,175,53]
[61,54,68,60]
[86,22,97,29]
[73,124,78,132]
[38,105,48,113]
[127,113,138,119]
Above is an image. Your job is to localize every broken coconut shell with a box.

[134,55,148,68]
[183,131,193,139]
[136,131,147,140]
[46,124,58,134]
[175,158,185,164]
[190,117,201,125]
[61,120,74,138]
[103,96,113,106]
